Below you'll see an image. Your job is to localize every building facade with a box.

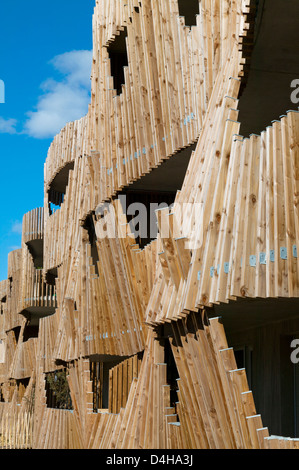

[1,0,299,449]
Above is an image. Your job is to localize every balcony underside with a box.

[21,307,56,326]
[209,297,299,334]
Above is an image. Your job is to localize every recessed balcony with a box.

[21,268,57,315]
[47,161,74,216]
[22,208,44,269]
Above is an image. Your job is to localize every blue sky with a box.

[0,0,95,280]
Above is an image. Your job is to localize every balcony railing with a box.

[0,403,33,449]
[22,269,57,311]
[22,207,44,245]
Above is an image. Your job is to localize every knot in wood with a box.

[240,286,247,297]
[250,194,257,205]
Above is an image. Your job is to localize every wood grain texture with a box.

[1,0,298,449]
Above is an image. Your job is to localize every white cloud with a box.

[11,221,23,235]
[24,49,92,139]
[50,50,92,89]
[0,117,17,134]
[9,245,21,251]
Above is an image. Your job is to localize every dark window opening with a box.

[234,348,245,369]
[23,321,39,342]
[115,143,196,249]
[90,355,142,413]
[178,0,200,27]
[118,191,176,250]
[45,369,73,410]
[90,361,104,412]
[13,326,21,344]
[16,378,30,404]
[48,161,74,215]
[0,386,4,402]
[46,267,58,286]
[83,213,99,275]
[9,277,13,294]
[238,0,299,136]
[164,338,180,410]
[233,346,253,389]
[107,27,128,95]
[90,360,118,411]
[0,296,6,315]
[26,239,43,270]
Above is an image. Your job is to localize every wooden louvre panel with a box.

[2,0,299,451]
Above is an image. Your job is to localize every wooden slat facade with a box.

[1,0,299,449]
